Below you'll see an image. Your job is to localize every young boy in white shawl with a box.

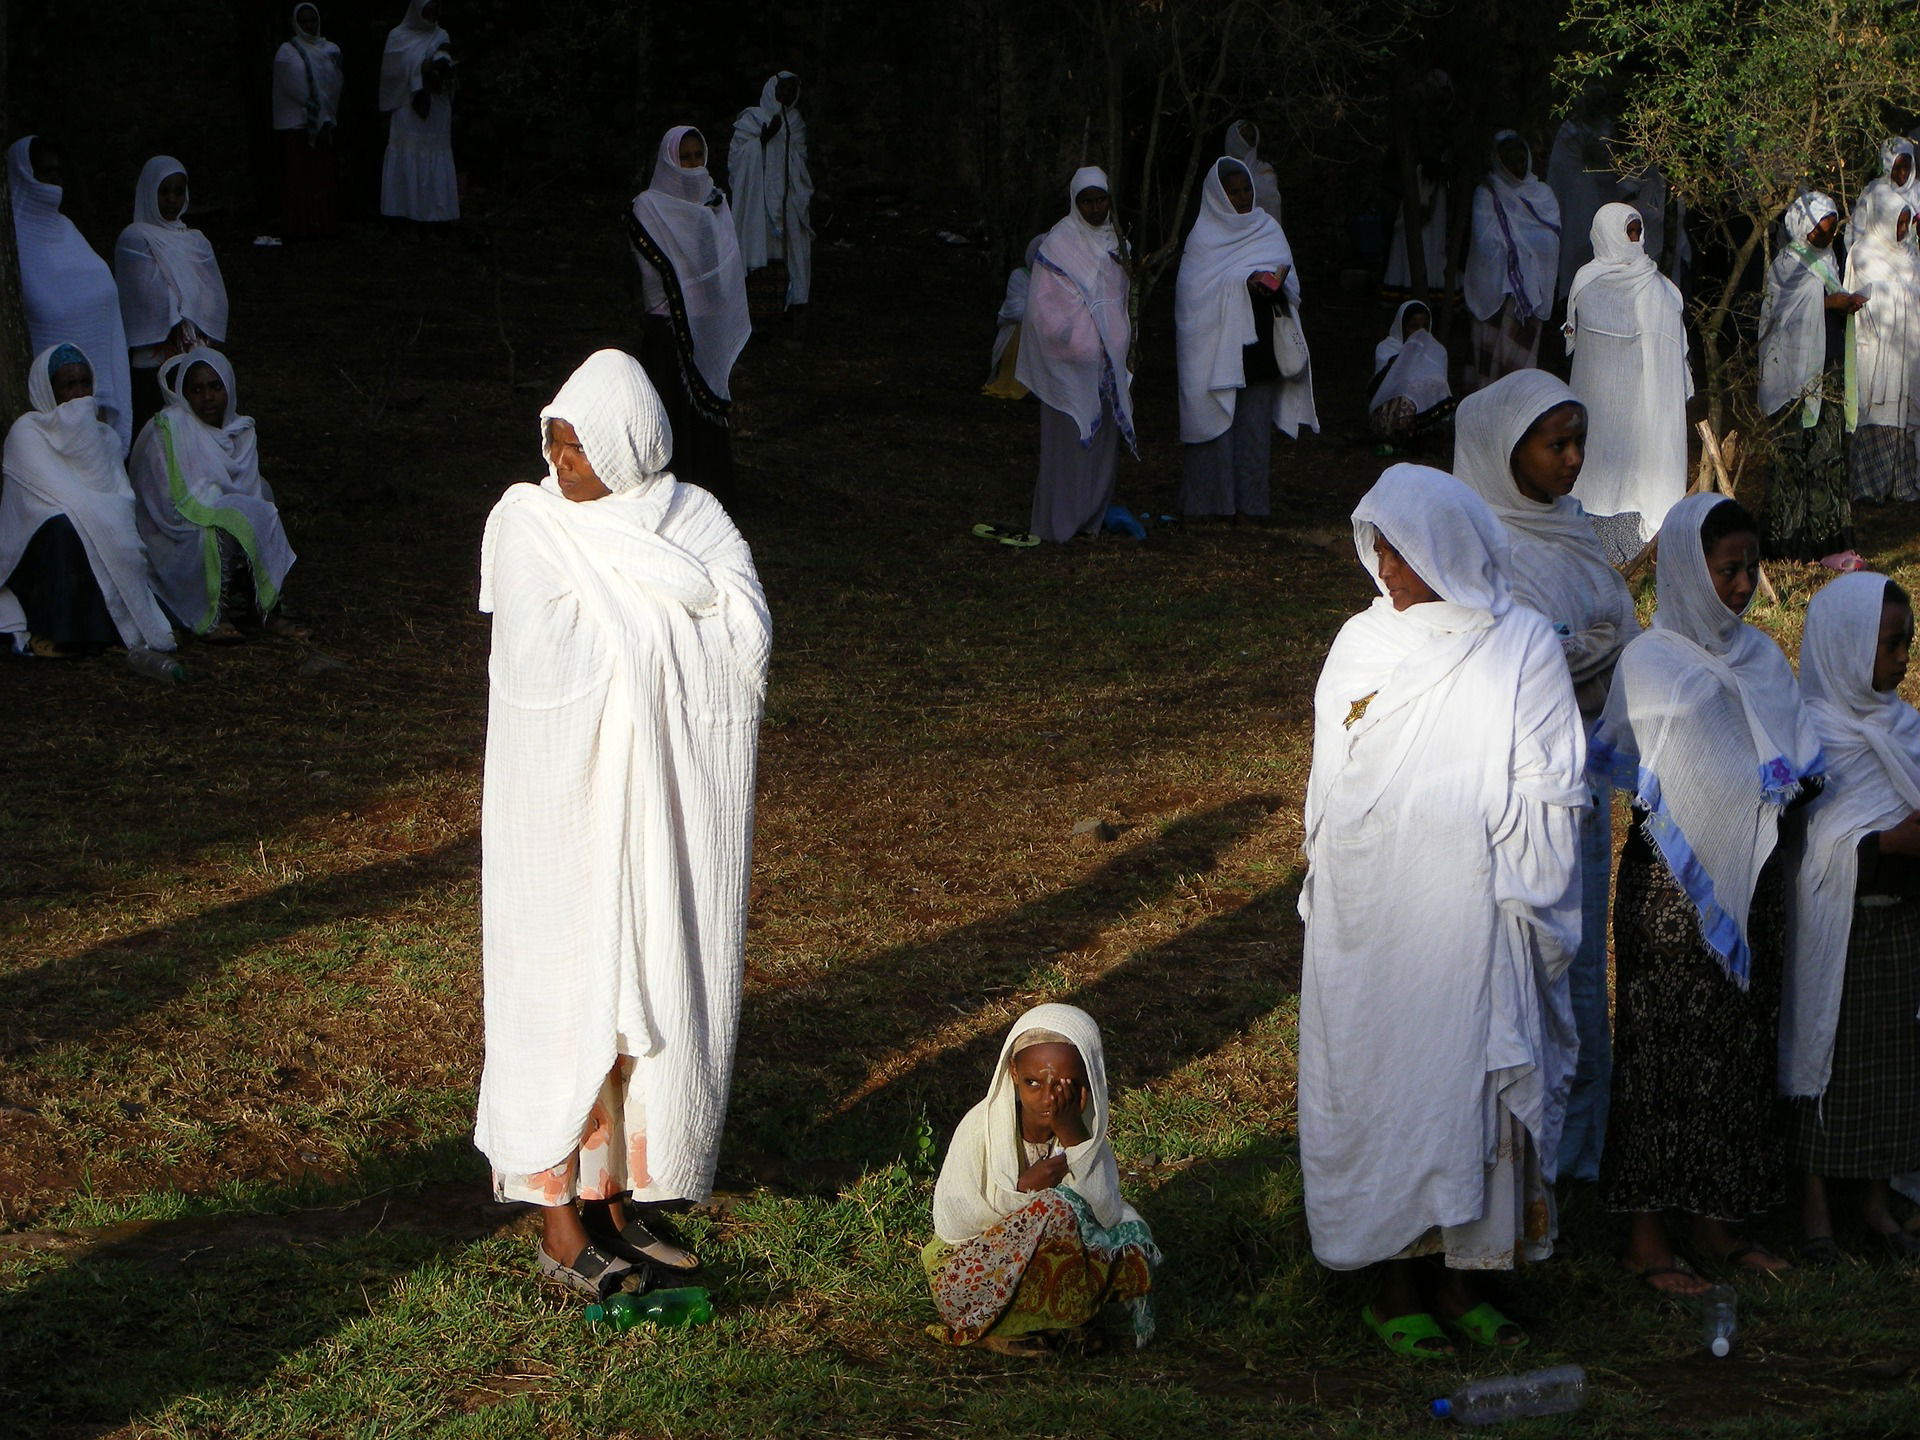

[729,72,813,315]
[115,157,231,431]
[1299,465,1586,1355]
[1464,131,1561,391]
[475,349,770,1300]
[378,0,458,225]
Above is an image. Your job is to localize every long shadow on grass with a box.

[728,796,1293,1186]
[0,836,477,1064]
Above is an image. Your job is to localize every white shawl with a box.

[1565,202,1692,536]
[128,349,296,633]
[631,126,751,401]
[1174,158,1316,443]
[1845,181,1920,431]
[474,350,770,1196]
[1223,120,1282,224]
[727,72,813,305]
[0,345,175,651]
[1464,132,1561,323]
[1299,464,1585,1270]
[272,5,344,133]
[988,262,1029,377]
[378,0,448,112]
[1879,137,1919,234]
[115,156,230,348]
[930,1003,1145,1244]
[1782,572,1920,1097]
[1593,492,1824,985]
[1453,369,1639,721]
[1017,166,1135,447]
[1369,301,1450,416]
[1759,192,1845,421]
[7,137,133,455]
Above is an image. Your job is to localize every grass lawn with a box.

[4,187,1920,1439]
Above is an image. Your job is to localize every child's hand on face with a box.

[1044,1075,1091,1146]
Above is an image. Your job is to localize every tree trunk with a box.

[0,1,34,422]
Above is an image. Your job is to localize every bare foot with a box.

[977,1334,1051,1358]
[1627,1260,1715,1297]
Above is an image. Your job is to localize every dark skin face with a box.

[1221,167,1254,214]
[1496,137,1528,181]
[1703,528,1760,614]
[1510,402,1588,503]
[157,173,187,223]
[1626,216,1643,244]
[1373,535,1441,610]
[1075,186,1111,227]
[677,131,706,169]
[546,418,610,503]
[774,75,800,107]
[1874,600,1914,694]
[1010,1043,1090,1147]
[1896,154,1914,188]
[1238,120,1257,146]
[1402,305,1431,336]
[1808,213,1839,249]
[28,140,62,189]
[182,362,228,427]
[51,362,93,404]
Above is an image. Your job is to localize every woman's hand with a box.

[1826,291,1867,313]
[1016,1151,1069,1193]
[1044,1075,1091,1147]
[762,113,784,144]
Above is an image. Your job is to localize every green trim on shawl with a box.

[158,413,281,631]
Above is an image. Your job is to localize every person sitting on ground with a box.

[128,349,301,642]
[115,156,231,433]
[0,343,178,661]
[1368,300,1453,448]
[926,1003,1159,1356]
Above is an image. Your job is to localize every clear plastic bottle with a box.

[1702,1284,1737,1357]
[1430,1364,1587,1425]
[125,647,185,682]
[584,1285,713,1330]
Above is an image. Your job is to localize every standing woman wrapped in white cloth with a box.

[378,0,458,225]
[115,157,231,434]
[1564,202,1693,553]
[1781,571,1920,1264]
[627,126,750,503]
[474,349,770,1299]
[1367,300,1452,447]
[1017,167,1136,544]
[1844,182,1920,502]
[1175,157,1317,520]
[1463,131,1561,392]
[729,72,813,315]
[271,4,345,240]
[6,136,134,456]
[1299,465,1586,1356]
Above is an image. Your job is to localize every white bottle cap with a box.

[1711,1336,1730,1357]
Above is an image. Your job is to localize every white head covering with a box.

[379,0,449,112]
[1463,130,1561,323]
[1353,463,1511,618]
[538,348,672,500]
[1880,136,1916,193]
[930,1002,1146,1244]
[118,156,229,346]
[1845,179,1920,430]
[1369,300,1449,415]
[1223,119,1282,222]
[1015,167,1135,447]
[274,5,344,134]
[1782,571,1920,1096]
[1565,201,1656,317]
[1759,192,1844,418]
[630,126,751,402]
[157,347,257,483]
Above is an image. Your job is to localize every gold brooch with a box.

[1344,691,1377,729]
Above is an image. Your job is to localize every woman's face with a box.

[1703,528,1760,614]
[28,140,62,188]
[1874,600,1914,693]
[677,131,706,169]
[1075,186,1111,227]
[1626,215,1643,244]
[51,362,93,404]
[1010,1042,1087,1137]
[1895,153,1914,188]
[546,418,610,503]
[1510,402,1587,503]
[1238,120,1257,146]
[774,75,800,107]
[182,362,227,426]
[1221,167,1253,214]
[1402,305,1430,336]
[1497,138,1528,180]
[1809,213,1839,249]
[157,173,187,223]
[295,3,320,35]
[1373,534,1441,610]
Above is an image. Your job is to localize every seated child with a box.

[925,1003,1159,1355]
[1368,300,1454,448]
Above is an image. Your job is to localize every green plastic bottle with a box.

[584,1286,713,1330]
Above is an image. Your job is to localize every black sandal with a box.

[586,1201,701,1273]
[535,1239,634,1300]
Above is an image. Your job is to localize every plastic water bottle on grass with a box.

[585,1286,713,1330]
[1702,1285,1737,1357]
[125,647,184,682]
[1430,1364,1587,1425]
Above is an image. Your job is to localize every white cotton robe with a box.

[1016,167,1135,448]
[631,125,751,402]
[1370,301,1451,419]
[7,137,133,455]
[378,2,457,222]
[1464,134,1561,326]
[474,350,771,1200]
[115,157,231,351]
[728,72,813,307]
[1846,182,1920,432]
[1299,465,1586,1271]
[272,7,344,133]
[0,345,176,651]
[1759,193,1846,422]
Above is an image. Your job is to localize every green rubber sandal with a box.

[1361,1304,1455,1359]
[1444,1300,1528,1349]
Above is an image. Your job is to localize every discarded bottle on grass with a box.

[125,646,184,682]
[585,1286,713,1331]
[1702,1284,1737,1357]
[1430,1364,1587,1425]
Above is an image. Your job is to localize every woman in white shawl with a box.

[628,126,750,501]
[1175,157,1317,520]
[1224,120,1282,224]
[729,72,813,314]
[1018,167,1135,543]
[6,136,133,455]
[1781,572,1920,1263]
[1464,131,1561,391]
[1758,192,1863,566]
[1367,300,1452,447]
[1299,465,1585,1355]
[1845,181,1920,502]
[378,0,457,225]
[1454,372,1640,1184]
[0,344,177,662]
[115,157,231,432]
[475,349,770,1299]
[1565,202,1693,553]
[925,1004,1158,1355]
[271,4,345,239]
[1592,493,1824,1288]
[128,348,300,642]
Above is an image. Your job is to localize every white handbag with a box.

[1271,301,1310,380]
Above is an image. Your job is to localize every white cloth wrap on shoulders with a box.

[1846,181,1920,431]
[1298,465,1586,1270]
[1781,571,1920,1097]
[1758,193,1843,420]
[631,125,751,400]
[378,0,447,111]
[1174,157,1317,444]
[272,7,344,132]
[0,344,176,650]
[1371,300,1451,416]
[727,72,814,306]
[115,156,230,349]
[473,350,770,1198]
[1016,166,1135,447]
[1464,132,1561,324]
[931,1002,1145,1244]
